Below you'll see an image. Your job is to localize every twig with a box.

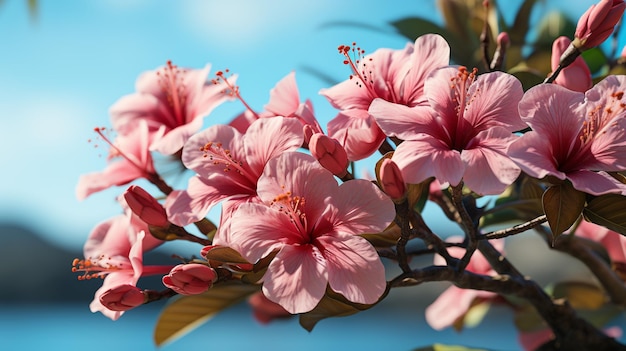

[477,215,547,240]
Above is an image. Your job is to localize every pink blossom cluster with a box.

[74,1,626,348]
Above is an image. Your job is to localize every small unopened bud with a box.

[551,36,592,92]
[309,133,349,177]
[574,0,625,50]
[379,159,406,200]
[162,264,218,295]
[100,284,145,311]
[490,32,509,71]
[302,124,316,146]
[124,185,169,227]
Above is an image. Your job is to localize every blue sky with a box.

[0,0,602,250]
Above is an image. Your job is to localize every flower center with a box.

[271,189,308,236]
[200,141,252,179]
[449,66,480,150]
[92,127,155,177]
[156,60,188,127]
[580,91,626,144]
[338,42,383,100]
[71,256,124,280]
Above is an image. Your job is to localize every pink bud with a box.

[99,284,145,311]
[248,291,292,324]
[551,36,592,92]
[124,185,169,227]
[302,124,316,146]
[574,0,625,49]
[496,32,509,47]
[162,264,217,295]
[379,158,406,200]
[308,133,349,177]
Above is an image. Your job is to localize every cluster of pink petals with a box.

[551,36,592,92]
[574,0,626,49]
[508,76,626,195]
[223,152,395,314]
[110,61,236,155]
[370,67,526,195]
[165,116,303,227]
[79,211,168,320]
[248,291,292,324]
[229,72,323,136]
[76,120,155,200]
[425,237,505,330]
[320,34,451,161]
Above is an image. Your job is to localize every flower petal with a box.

[243,117,303,176]
[507,132,566,180]
[263,244,328,314]
[317,234,386,305]
[327,109,386,161]
[369,98,441,140]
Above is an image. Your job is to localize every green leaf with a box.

[581,48,608,75]
[542,183,585,240]
[204,246,250,264]
[154,282,260,346]
[583,193,626,236]
[413,344,492,351]
[361,222,401,247]
[299,288,385,332]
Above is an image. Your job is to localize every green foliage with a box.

[583,193,626,236]
[542,182,585,241]
[153,282,261,346]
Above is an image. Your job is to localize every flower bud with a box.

[308,133,349,177]
[574,0,625,50]
[489,32,509,71]
[379,158,406,200]
[551,36,592,92]
[99,284,145,311]
[124,185,169,227]
[162,264,218,295]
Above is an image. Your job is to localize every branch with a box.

[477,215,547,240]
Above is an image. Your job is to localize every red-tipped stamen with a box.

[212,69,261,119]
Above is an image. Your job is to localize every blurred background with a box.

[1,0,626,350]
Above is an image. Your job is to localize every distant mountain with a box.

[0,222,173,303]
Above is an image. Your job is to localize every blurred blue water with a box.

[2,302,625,351]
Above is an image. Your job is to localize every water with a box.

[1,302,525,351]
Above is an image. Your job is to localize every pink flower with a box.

[370,67,526,195]
[72,212,170,320]
[123,185,169,227]
[508,76,626,195]
[165,117,303,226]
[110,61,235,155]
[425,237,504,330]
[162,264,218,295]
[576,220,626,264]
[76,120,156,200]
[224,152,395,313]
[551,36,592,92]
[228,72,323,135]
[99,285,145,312]
[574,0,626,50]
[248,291,292,324]
[320,34,450,160]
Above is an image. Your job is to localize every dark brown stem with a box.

[451,183,477,271]
[477,215,547,240]
[378,138,395,155]
[393,200,413,273]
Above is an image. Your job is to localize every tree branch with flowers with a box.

[74,0,626,350]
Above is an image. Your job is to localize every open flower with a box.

[425,237,504,330]
[320,34,450,160]
[72,213,171,320]
[110,61,235,155]
[76,120,156,200]
[370,67,526,195]
[165,117,303,226]
[224,152,395,314]
[508,76,626,195]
